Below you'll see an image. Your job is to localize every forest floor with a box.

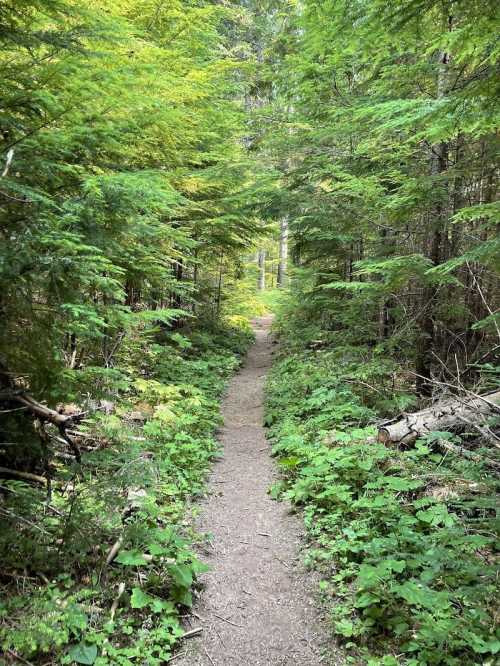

[177,316,341,666]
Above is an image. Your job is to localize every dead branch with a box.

[0,383,83,462]
[105,535,124,566]
[433,438,500,471]
[2,148,14,178]
[110,582,126,620]
[181,628,203,639]
[0,466,47,485]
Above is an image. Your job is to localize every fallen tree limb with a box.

[455,414,500,449]
[105,535,124,567]
[0,383,84,462]
[0,466,47,485]
[378,390,500,445]
[13,393,74,427]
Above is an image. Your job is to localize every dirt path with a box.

[177,316,340,666]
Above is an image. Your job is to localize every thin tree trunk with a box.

[415,38,451,395]
[174,259,183,309]
[258,249,266,291]
[192,249,198,315]
[216,253,224,316]
[277,217,289,288]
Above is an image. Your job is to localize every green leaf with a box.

[168,564,193,589]
[115,550,148,566]
[191,559,210,576]
[383,477,422,491]
[335,619,354,637]
[68,643,98,665]
[416,505,455,527]
[151,598,176,614]
[355,592,380,608]
[172,587,193,607]
[470,636,500,654]
[130,587,153,609]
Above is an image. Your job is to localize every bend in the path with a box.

[177,316,342,666]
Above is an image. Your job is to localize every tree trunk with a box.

[277,217,289,288]
[415,42,451,395]
[258,249,266,291]
[173,259,183,309]
[215,253,224,316]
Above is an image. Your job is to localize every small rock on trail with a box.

[177,316,342,666]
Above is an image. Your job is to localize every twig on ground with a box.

[192,611,207,622]
[181,627,203,639]
[213,625,226,647]
[6,649,35,665]
[274,555,289,568]
[203,645,216,666]
[110,582,126,620]
[213,613,243,628]
[0,507,50,535]
[434,438,500,471]
[0,466,46,485]
[105,535,124,566]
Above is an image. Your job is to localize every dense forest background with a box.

[248,0,499,392]
[1,0,499,664]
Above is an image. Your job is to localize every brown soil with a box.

[176,316,342,665]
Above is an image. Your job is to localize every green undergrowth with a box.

[254,288,287,314]
[265,345,499,665]
[0,318,254,665]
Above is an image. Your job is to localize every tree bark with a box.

[377,390,500,445]
[277,218,288,288]
[0,466,47,485]
[216,252,224,315]
[258,249,266,291]
[415,42,451,395]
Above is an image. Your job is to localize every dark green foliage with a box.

[0,3,260,662]
[257,6,500,656]
[1,0,499,663]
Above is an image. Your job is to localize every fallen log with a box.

[377,390,500,445]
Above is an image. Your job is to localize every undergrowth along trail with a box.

[265,319,499,666]
[0,319,254,665]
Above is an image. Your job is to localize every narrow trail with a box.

[178,316,340,666]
